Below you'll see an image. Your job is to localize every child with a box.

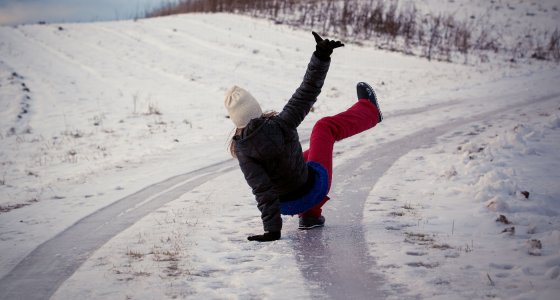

[225,32,382,242]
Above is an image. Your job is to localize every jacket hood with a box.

[233,118,284,160]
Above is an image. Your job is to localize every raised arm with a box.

[278,32,344,129]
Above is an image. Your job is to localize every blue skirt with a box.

[280,161,329,215]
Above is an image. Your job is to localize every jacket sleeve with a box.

[236,151,282,232]
[278,53,331,129]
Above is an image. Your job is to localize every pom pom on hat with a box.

[224,86,263,128]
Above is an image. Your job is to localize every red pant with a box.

[301,99,379,218]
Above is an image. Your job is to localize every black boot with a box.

[247,231,281,242]
[357,82,383,123]
[298,216,325,230]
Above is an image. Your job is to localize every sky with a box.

[0,0,168,25]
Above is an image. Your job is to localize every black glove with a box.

[247,231,281,242]
[312,31,344,61]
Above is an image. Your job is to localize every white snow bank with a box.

[544,114,560,129]
[364,100,560,299]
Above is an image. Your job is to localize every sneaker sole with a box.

[358,82,383,123]
[298,224,325,230]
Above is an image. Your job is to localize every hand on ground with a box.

[247,231,281,242]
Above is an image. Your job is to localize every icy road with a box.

[1,6,560,300]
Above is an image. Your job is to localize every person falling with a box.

[225,32,382,242]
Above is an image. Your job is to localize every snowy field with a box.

[365,102,560,299]
[1,0,560,299]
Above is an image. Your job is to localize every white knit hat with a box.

[224,86,263,128]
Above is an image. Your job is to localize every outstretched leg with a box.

[301,98,380,217]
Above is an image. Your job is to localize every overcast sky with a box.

[0,0,168,25]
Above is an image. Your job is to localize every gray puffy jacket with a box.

[233,54,330,232]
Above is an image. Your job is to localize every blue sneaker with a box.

[298,216,325,230]
[357,82,383,123]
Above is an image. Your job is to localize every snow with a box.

[0,1,559,299]
[51,171,312,299]
[364,104,560,299]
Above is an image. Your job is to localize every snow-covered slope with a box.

[0,7,559,299]
[365,102,560,300]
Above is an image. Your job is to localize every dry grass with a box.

[527,239,542,256]
[0,197,40,213]
[495,214,509,224]
[145,101,162,116]
[390,211,405,216]
[431,243,453,250]
[404,231,435,245]
[0,202,31,213]
[124,248,145,259]
[405,261,439,268]
[108,208,197,292]
[147,0,560,63]
[501,226,515,235]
